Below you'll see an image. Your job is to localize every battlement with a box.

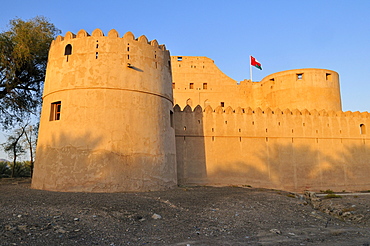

[174,104,370,140]
[52,28,168,51]
[174,104,369,118]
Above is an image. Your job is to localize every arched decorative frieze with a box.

[123,31,135,40]
[108,29,119,38]
[204,105,213,114]
[92,28,104,37]
[77,29,89,38]
[173,104,181,112]
[64,31,75,40]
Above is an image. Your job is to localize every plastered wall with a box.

[174,105,370,192]
[172,56,342,111]
[32,29,177,192]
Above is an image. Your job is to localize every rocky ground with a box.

[1,179,370,245]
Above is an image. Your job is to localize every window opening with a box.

[50,101,61,121]
[326,73,332,81]
[127,47,130,51]
[172,83,175,89]
[96,44,99,48]
[220,102,225,107]
[177,57,182,61]
[64,44,72,56]
[203,83,208,89]
[189,83,194,89]
[297,73,303,80]
[360,124,366,134]
[95,52,99,59]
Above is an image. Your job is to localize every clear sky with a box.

[1,0,370,159]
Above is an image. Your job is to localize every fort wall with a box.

[172,57,342,111]
[174,105,370,192]
[32,29,177,192]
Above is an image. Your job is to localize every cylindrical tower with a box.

[32,29,177,192]
[256,68,342,111]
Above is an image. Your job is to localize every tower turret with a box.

[32,29,176,192]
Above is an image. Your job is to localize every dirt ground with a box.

[1,179,370,245]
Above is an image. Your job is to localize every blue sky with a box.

[1,0,370,159]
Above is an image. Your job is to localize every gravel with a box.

[1,179,370,245]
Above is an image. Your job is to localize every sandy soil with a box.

[1,179,370,245]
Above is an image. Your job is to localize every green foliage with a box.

[321,189,335,194]
[0,16,60,128]
[0,161,11,177]
[324,194,342,199]
[2,161,31,177]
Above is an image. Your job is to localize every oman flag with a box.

[250,56,262,70]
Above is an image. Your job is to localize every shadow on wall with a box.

[32,131,147,192]
[204,141,370,192]
[175,105,207,184]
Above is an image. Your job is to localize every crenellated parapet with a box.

[174,104,370,139]
[52,28,168,50]
[174,104,370,118]
[175,104,370,191]
[44,29,172,102]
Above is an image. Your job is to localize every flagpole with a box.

[250,55,253,82]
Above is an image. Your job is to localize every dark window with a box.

[203,83,208,89]
[50,101,61,121]
[177,57,182,61]
[297,73,303,80]
[172,83,175,89]
[220,102,225,107]
[189,83,194,89]
[64,44,72,55]
[360,124,366,134]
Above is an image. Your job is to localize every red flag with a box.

[250,56,262,70]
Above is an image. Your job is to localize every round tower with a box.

[257,68,342,111]
[32,29,177,192]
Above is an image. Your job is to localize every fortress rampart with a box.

[174,105,370,191]
[172,57,341,111]
[32,29,177,192]
[32,29,370,193]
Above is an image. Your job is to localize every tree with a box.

[0,16,60,128]
[22,123,38,177]
[2,126,26,178]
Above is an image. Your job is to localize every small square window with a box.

[220,102,225,107]
[203,83,208,89]
[50,101,61,121]
[177,57,182,61]
[189,83,194,89]
[297,73,303,80]
[172,83,175,89]
[326,73,332,81]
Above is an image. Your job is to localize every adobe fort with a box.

[32,29,370,192]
